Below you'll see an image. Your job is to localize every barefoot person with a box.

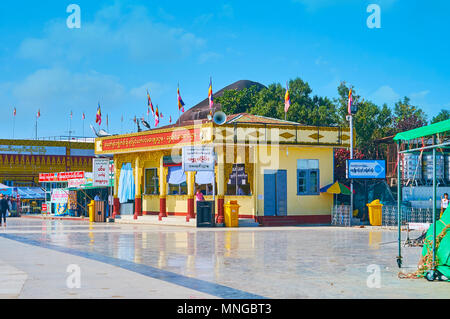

[0,194,8,227]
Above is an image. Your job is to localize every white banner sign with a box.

[182,146,214,171]
[93,158,110,187]
[51,189,68,204]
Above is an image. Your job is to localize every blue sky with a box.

[0,0,449,139]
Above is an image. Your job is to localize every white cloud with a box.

[198,52,223,64]
[369,85,400,105]
[410,90,430,100]
[12,68,126,112]
[130,82,168,99]
[17,2,205,64]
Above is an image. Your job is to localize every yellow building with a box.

[0,139,95,187]
[94,114,352,226]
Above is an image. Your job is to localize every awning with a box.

[393,119,450,142]
[167,166,186,185]
[195,171,214,185]
[320,181,353,195]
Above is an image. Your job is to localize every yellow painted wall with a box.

[166,196,189,213]
[255,145,334,216]
[142,195,159,212]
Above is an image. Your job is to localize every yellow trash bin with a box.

[224,201,240,227]
[367,199,383,226]
[88,200,95,222]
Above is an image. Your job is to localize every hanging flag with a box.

[155,106,160,127]
[70,110,73,119]
[82,112,85,120]
[347,89,353,114]
[160,112,163,119]
[208,78,214,109]
[13,107,16,117]
[121,115,123,122]
[147,90,155,116]
[106,114,109,127]
[284,83,291,114]
[37,109,41,119]
[177,86,185,113]
[169,115,172,124]
[133,115,137,124]
[96,103,102,125]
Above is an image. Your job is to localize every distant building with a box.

[0,138,95,187]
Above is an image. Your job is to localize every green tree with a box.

[215,85,260,115]
[392,97,427,132]
[431,109,450,124]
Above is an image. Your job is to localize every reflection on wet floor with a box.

[0,218,433,298]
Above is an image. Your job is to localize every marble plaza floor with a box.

[0,218,448,299]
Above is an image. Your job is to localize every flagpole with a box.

[12,115,15,139]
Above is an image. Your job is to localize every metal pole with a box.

[432,139,437,272]
[397,141,402,268]
[349,114,354,227]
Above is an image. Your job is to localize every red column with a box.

[187,196,195,222]
[113,197,120,218]
[217,196,225,224]
[134,197,142,220]
[159,197,167,221]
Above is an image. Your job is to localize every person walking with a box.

[441,193,449,218]
[0,194,9,227]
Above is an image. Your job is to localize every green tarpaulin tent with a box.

[421,208,450,280]
[394,119,450,142]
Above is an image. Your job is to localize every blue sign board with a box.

[347,160,386,179]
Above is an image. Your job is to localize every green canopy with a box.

[393,119,450,142]
[421,208,450,279]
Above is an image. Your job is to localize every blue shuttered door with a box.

[264,170,276,216]
[264,170,287,216]
[276,170,287,216]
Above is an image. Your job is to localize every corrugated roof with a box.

[225,113,301,125]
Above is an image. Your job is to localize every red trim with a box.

[113,197,120,217]
[143,211,192,217]
[21,215,89,222]
[187,197,195,222]
[256,215,331,226]
[217,198,225,224]
[134,198,142,220]
[159,198,167,221]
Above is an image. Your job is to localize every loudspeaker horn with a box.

[213,111,227,125]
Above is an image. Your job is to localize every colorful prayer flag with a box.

[155,106,160,127]
[147,90,154,116]
[96,103,101,125]
[348,89,353,114]
[284,83,291,114]
[208,78,214,109]
[13,107,16,117]
[177,86,185,112]
[37,109,41,119]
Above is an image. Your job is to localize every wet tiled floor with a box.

[0,218,448,298]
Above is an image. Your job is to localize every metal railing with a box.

[331,205,352,226]
[381,205,440,226]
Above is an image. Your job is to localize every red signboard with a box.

[39,171,85,182]
[42,203,47,212]
[101,128,201,152]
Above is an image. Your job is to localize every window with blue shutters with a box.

[297,159,320,195]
